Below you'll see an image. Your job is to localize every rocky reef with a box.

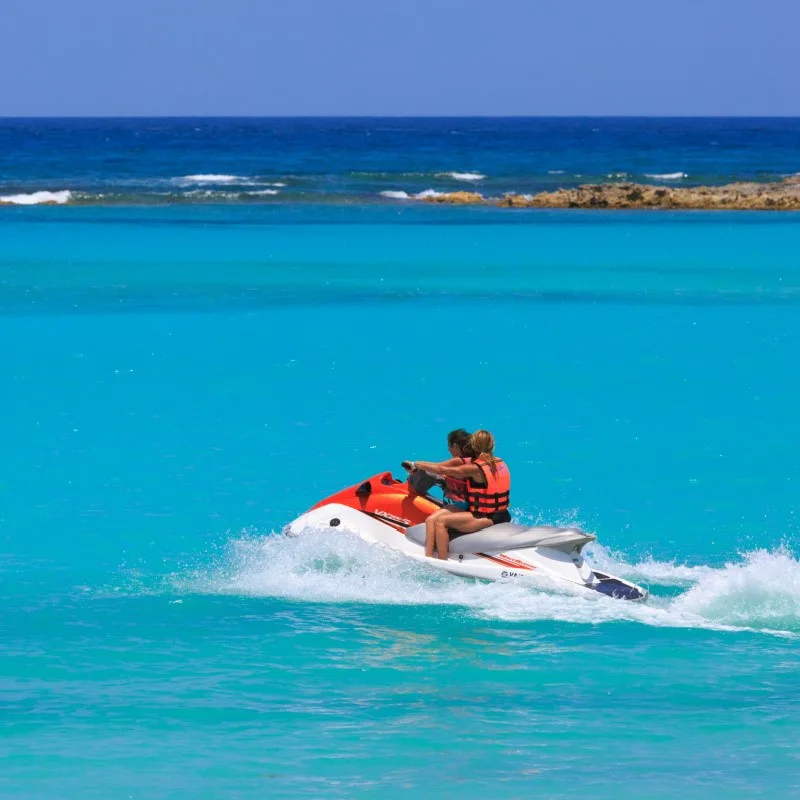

[422,190,485,205]
[422,176,800,210]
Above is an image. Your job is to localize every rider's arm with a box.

[413,460,480,479]
[403,457,461,472]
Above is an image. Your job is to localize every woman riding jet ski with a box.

[407,430,511,561]
[287,432,648,602]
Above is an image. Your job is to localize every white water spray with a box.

[166,527,800,638]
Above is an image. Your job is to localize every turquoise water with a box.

[3,205,800,797]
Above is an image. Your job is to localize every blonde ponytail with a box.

[470,430,498,474]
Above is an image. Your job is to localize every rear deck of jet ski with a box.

[404,521,647,601]
[405,522,595,554]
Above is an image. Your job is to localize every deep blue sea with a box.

[2,119,800,799]
[1,117,800,206]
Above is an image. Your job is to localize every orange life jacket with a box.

[444,457,471,504]
[466,457,511,514]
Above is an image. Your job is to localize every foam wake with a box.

[168,528,800,637]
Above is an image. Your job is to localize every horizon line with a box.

[1,114,799,121]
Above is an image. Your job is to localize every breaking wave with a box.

[177,174,255,185]
[381,188,485,201]
[175,174,286,188]
[644,171,688,180]
[156,527,800,638]
[0,189,72,205]
[380,189,444,201]
[438,171,485,181]
[413,189,447,199]
[184,188,281,200]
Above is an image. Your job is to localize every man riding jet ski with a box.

[286,456,648,603]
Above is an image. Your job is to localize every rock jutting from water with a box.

[422,176,800,210]
[422,190,485,205]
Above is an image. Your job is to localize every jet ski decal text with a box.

[373,510,412,526]
[478,553,534,571]
[364,510,412,529]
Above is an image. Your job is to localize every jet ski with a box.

[287,469,648,602]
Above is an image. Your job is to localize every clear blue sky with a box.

[2,0,798,116]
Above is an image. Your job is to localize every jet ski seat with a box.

[405,523,595,555]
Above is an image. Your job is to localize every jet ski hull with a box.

[288,472,648,602]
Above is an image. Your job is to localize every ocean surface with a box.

[2,119,800,799]
[1,117,800,206]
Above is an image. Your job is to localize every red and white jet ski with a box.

[287,469,648,601]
